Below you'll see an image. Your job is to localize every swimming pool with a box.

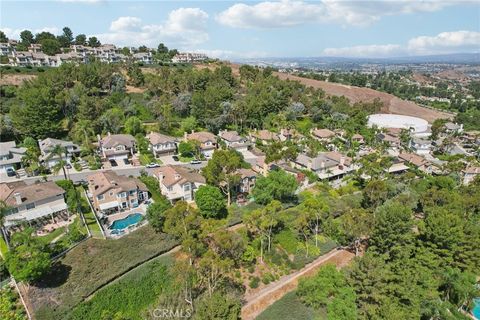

[109,213,143,230]
[473,298,480,320]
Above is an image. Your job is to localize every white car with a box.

[146,163,161,168]
[190,159,201,165]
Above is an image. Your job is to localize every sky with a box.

[1,0,479,59]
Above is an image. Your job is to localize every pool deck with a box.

[106,204,148,225]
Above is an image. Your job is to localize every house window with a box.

[167,186,173,191]
[115,145,124,151]
[109,191,113,196]
[184,184,191,192]
[26,203,35,210]
[122,202,128,209]
[129,190,136,196]
[130,199,137,204]
[7,207,19,215]
[117,192,126,198]
[97,194,104,201]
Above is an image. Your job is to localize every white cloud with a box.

[407,30,480,55]
[217,0,456,28]
[323,30,480,57]
[2,27,60,39]
[110,17,142,32]
[323,44,404,57]
[94,8,209,48]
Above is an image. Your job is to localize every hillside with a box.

[273,72,453,123]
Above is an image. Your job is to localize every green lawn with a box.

[29,226,178,320]
[256,291,326,320]
[68,254,173,320]
[0,237,8,259]
[37,226,67,245]
[77,187,103,239]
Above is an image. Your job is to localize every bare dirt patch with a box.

[125,85,145,94]
[0,73,37,86]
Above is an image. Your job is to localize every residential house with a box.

[377,132,401,149]
[463,166,480,185]
[172,53,208,63]
[292,152,356,180]
[352,134,365,144]
[99,133,136,161]
[409,138,432,155]
[87,171,149,215]
[398,152,435,174]
[235,168,257,194]
[218,130,249,152]
[0,181,67,228]
[133,52,153,64]
[38,138,80,168]
[278,128,303,142]
[0,42,11,56]
[153,165,206,203]
[184,131,217,158]
[0,141,26,175]
[444,122,463,135]
[249,130,279,145]
[146,132,177,157]
[311,128,335,142]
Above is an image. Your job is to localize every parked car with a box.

[190,159,201,165]
[172,155,179,162]
[65,163,72,169]
[6,168,16,177]
[146,162,160,168]
[123,158,130,165]
[109,159,118,167]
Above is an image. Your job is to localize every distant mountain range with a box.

[239,53,480,69]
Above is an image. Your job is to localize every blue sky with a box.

[1,1,479,58]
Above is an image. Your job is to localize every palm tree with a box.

[72,119,95,149]
[48,144,68,180]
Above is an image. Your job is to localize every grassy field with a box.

[256,291,326,320]
[29,226,178,320]
[68,254,173,320]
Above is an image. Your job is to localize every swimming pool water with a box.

[473,298,480,320]
[109,213,143,230]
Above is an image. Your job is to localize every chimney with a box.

[321,161,325,169]
[14,192,22,205]
[307,159,312,170]
[340,156,345,166]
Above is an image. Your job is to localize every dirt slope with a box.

[274,72,453,123]
[0,73,37,86]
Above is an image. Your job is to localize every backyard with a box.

[25,225,178,320]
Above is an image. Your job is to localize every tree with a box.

[193,292,240,320]
[157,43,168,54]
[202,149,244,206]
[5,229,50,283]
[75,34,86,45]
[87,36,101,47]
[57,27,73,47]
[146,199,171,232]
[369,201,414,259]
[298,264,357,320]
[196,249,233,297]
[163,201,202,264]
[99,108,125,134]
[195,185,226,219]
[178,141,196,157]
[0,30,8,43]
[35,31,56,43]
[47,144,68,180]
[251,169,298,205]
[126,63,144,87]
[244,200,282,262]
[124,116,144,136]
[20,30,34,46]
[40,38,61,55]
[342,208,375,256]
[0,201,10,248]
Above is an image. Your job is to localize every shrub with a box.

[73,162,82,172]
[249,276,260,289]
[262,273,275,285]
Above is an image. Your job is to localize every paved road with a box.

[5,161,207,185]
